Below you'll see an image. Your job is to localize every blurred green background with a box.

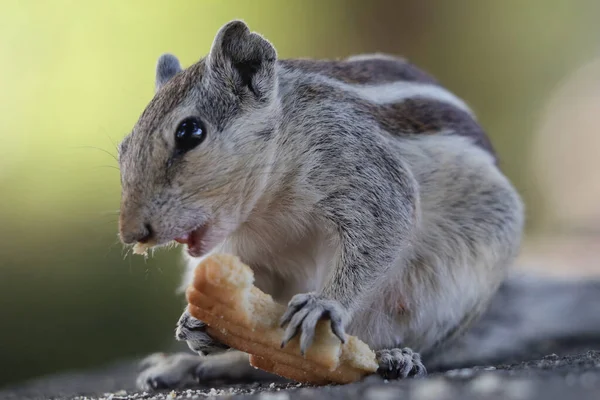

[2,0,600,388]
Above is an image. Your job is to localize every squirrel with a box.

[117,20,600,391]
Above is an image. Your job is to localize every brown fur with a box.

[286,79,496,162]
[368,99,495,160]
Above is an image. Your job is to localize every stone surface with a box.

[1,350,599,400]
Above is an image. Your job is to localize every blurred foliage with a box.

[1,0,599,388]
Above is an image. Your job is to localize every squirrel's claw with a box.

[176,308,229,355]
[279,292,348,355]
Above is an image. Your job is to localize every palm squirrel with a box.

[117,20,600,390]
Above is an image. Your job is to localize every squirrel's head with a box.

[118,20,279,256]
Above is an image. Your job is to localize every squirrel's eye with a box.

[174,117,206,154]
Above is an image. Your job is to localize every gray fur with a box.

[207,20,277,102]
[155,54,182,92]
[280,55,439,85]
[118,20,599,391]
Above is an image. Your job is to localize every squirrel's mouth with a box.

[174,224,210,257]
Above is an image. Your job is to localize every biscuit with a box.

[185,253,378,385]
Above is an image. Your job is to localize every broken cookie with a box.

[185,253,378,385]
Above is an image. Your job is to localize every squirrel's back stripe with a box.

[279,56,438,85]
[281,58,496,162]
[329,80,474,118]
[365,99,495,160]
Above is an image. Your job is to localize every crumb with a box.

[132,242,152,255]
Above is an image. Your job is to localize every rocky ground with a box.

[2,347,600,400]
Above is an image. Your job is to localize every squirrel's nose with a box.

[119,220,155,245]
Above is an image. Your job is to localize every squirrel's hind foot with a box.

[136,352,202,391]
[136,350,279,391]
[376,347,427,379]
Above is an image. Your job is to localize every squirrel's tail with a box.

[426,272,600,370]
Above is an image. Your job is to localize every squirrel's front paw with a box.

[280,292,349,354]
[176,308,229,355]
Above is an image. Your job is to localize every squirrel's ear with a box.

[207,20,277,100]
[155,54,182,92]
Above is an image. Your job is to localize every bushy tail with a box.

[427,272,600,370]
